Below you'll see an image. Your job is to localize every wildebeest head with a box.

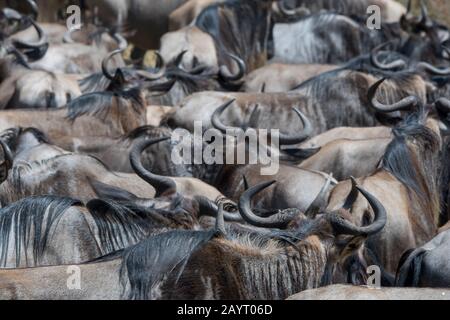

[115,177,386,300]
[236,176,387,286]
[238,177,385,234]
[399,0,450,65]
[140,50,247,106]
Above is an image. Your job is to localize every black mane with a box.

[86,199,155,254]
[382,110,440,213]
[0,196,81,267]
[66,88,144,122]
[119,229,216,299]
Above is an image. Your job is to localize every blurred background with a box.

[397,0,450,25]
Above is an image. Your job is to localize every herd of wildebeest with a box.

[0,0,450,300]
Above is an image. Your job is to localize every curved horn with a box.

[304,174,333,218]
[277,0,310,16]
[419,0,433,28]
[416,62,450,75]
[174,50,188,68]
[6,46,31,68]
[212,101,313,145]
[328,186,387,236]
[278,108,313,145]
[195,196,242,222]
[342,177,359,211]
[130,137,177,197]
[219,53,246,82]
[2,8,22,21]
[368,78,420,113]
[101,33,128,80]
[172,51,207,75]
[211,99,240,135]
[135,52,166,80]
[26,0,39,20]
[102,50,122,80]
[12,18,48,60]
[435,98,450,115]
[238,180,298,228]
[370,43,407,70]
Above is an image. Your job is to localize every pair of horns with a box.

[238,177,386,237]
[402,0,433,29]
[211,99,313,145]
[102,34,165,82]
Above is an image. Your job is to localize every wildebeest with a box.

[299,126,392,149]
[0,57,82,109]
[278,0,406,23]
[167,69,427,136]
[0,192,205,268]
[272,3,448,66]
[396,228,450,287]
[160,0,273,74]
[0,84,147,139]
[242,63,338,93]
[80,50,246,107]
[298,137,392,181]
[327,108,442,281]
[0,183,386,299]
[1,0,450,301]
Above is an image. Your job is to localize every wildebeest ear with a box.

[89,179,138,202]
